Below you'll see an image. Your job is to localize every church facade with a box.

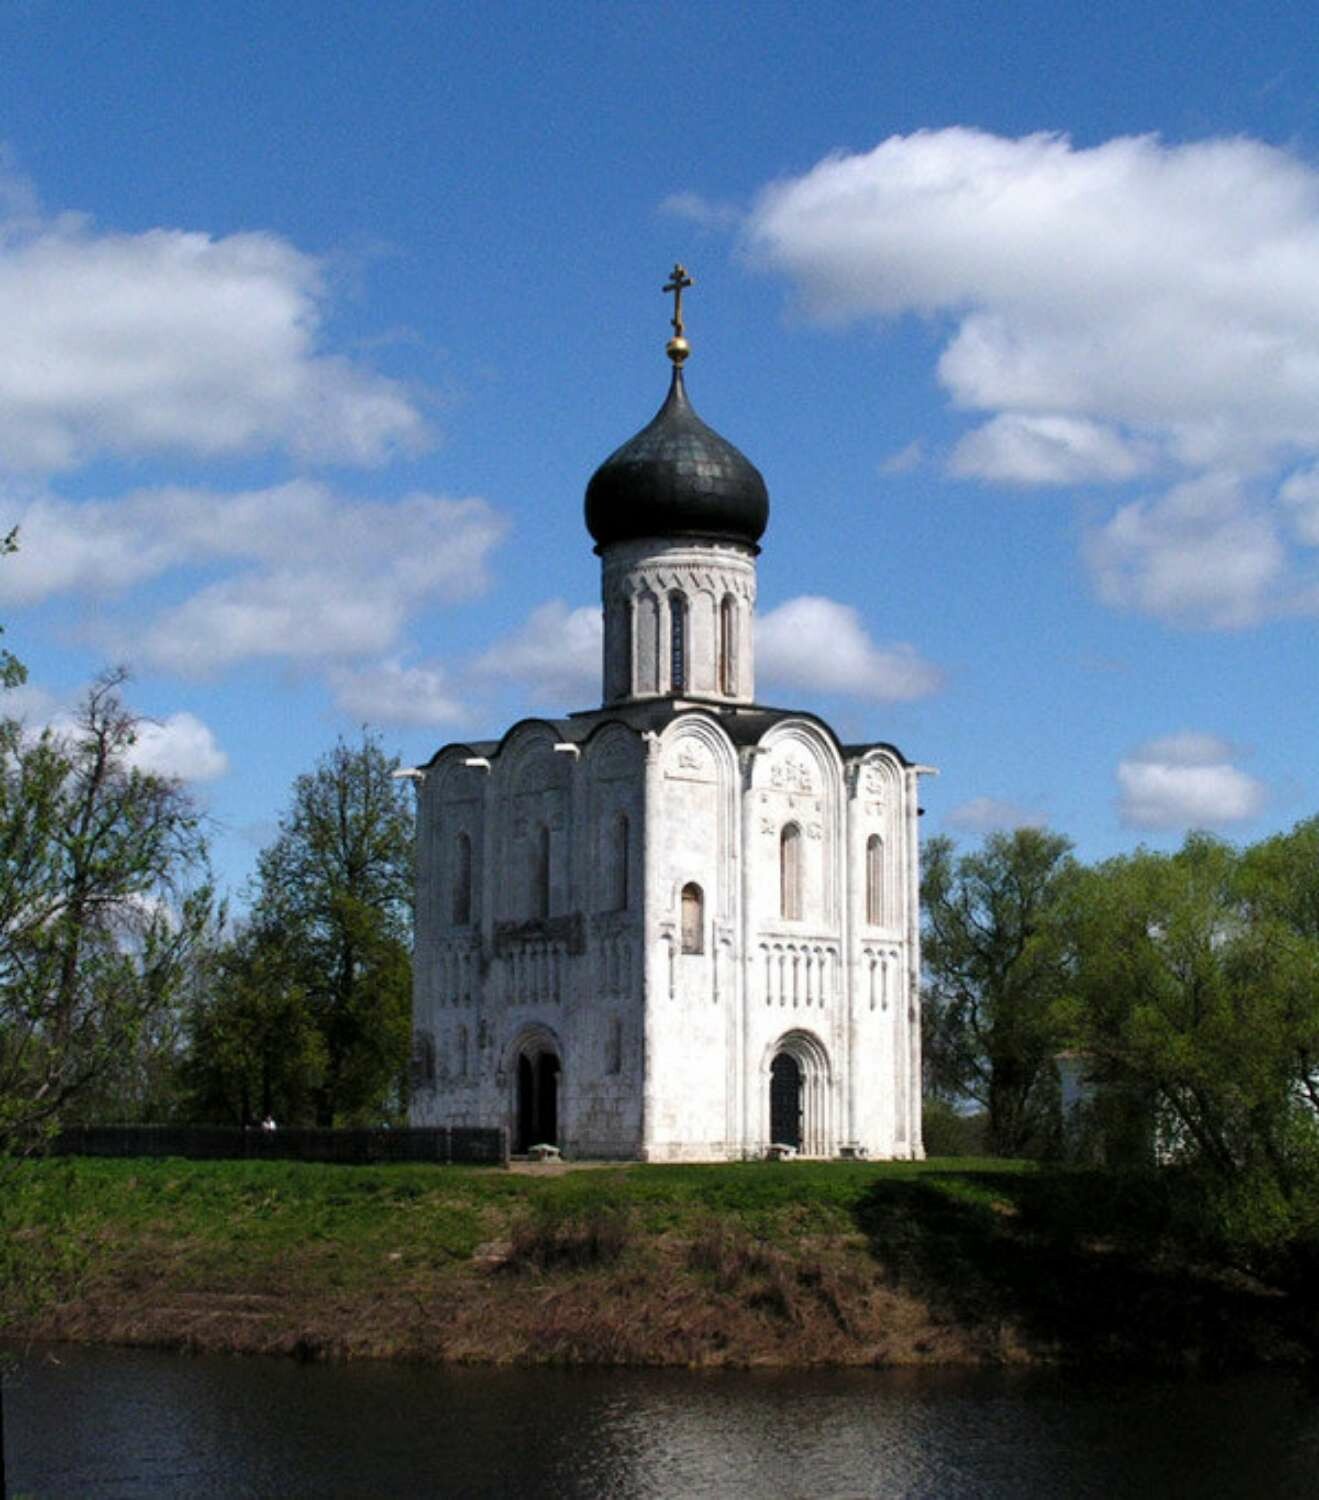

[409,270,930,1160]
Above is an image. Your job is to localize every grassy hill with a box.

[2,1156,1311,1369]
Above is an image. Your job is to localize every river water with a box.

[5,1343,1318,1498]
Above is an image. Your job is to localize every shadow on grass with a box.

[853,1169,1305,1368]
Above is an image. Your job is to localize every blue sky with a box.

[1,0,1317,898]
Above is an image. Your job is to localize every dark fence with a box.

[51,1124,508,1167]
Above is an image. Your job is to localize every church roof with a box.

[419,700,913,772]
[584,309,769,551]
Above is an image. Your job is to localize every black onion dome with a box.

[585,368,769,550]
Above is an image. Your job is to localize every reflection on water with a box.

[5,1342,1319,1498]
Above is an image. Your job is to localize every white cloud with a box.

[951,414,1152,485]
[879,439,924,476]
[659,192,743,231]
[473,600,602,706]
[1117,731,1266,830]
[0,480,508,675]
[745,127,1319,626]
[328,659,470,728]
[944,796,1049,834]
[5,679,227,783]
[0,172,426,471]
[0,679,58,723]
[748,129,1319,465]
[1132,731,1238,767]
[1085,474,1285,628]
[757,596,942,702]
[1279,464,1319,545]
[125,713,228,782]
[141,571,407,675]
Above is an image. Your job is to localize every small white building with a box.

[409,272,931,1159]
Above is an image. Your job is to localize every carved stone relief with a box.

[770,751,815,793]
[666,737,714,782]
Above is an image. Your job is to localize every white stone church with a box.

[409,270,930,1160]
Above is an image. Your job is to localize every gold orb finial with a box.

[663,263,693,366]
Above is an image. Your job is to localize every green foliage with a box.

[0,670,215,1153]
[1067,824,1319,1278]
[247,731,413,1126]
[921,1097,987,1158]
[182,924,327,1126]
[921,827,1076,1156]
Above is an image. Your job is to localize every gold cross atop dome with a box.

[663,263,692,365]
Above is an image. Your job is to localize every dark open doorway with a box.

[516,1050,560,1152]
[770,1052,802,1149]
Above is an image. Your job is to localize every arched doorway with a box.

[516,1049,560,1152]
[769,1052,802,1148]
[764,1030,833,1156]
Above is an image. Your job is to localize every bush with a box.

[922,1099,988,1158]
[503,1202,633,1273]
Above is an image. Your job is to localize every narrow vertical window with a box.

[780,823,803,921]
[623,597,635,697]
[637,591,660,695]
[611,812,630,911]
[866,834,883,926]
[670,592,688,694]
[681,882,704,954]
[719,594,737,696]
[533,823,551,920]
[607,1015,622,1075]
[458,1025,469,1078]
[452,831,472,926]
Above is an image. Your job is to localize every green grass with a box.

[1,1154,1035,1280]
[3,1155,1309,1369]
[0,1153,1057,1308]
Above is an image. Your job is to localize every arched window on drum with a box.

[669,592,688,694]
[718,594,737,696]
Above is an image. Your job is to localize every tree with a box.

[248,732,413,1126]
[1068,830,1319,1270]
[1238,816,1319,1118]
[0,669,215,1153]
[921,827,1076,1157]
[181,922,326,1126]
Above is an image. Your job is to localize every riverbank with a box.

[2,1156,1311,1369]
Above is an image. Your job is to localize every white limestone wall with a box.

[642,719,742,1159]
[568,726,647,1156]
[410,724,650,1158]
[411,709,925,1162]
[846,751,923,1159]
[740,722,850,1157]
[600,538,757,705]
[410,754,488,1125]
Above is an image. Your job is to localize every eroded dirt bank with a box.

[4,1157,1313,1370]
